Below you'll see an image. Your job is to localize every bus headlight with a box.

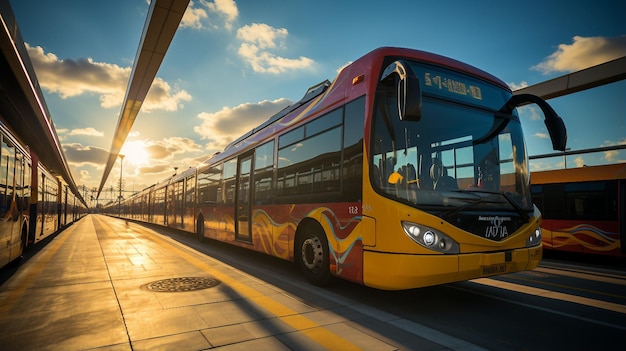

[401,221,460,254]
[526,227,542,247]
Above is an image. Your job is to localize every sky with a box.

[9,0,626,205]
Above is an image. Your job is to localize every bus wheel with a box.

[296,225,330,286]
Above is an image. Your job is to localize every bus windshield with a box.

[371,61,532,219]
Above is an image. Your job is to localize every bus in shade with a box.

[531,163,625,257]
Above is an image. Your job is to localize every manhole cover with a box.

[142,277,220,292]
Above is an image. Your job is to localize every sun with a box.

[121,140,150,166]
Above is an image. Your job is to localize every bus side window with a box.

[222,159,237,205]
[254,140,274,205]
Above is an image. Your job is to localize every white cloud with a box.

[63,143,109,167]
[532,35,626,74]
[26,44,191,112]
[518,105,542,121]
[181,1,209,29]
[602,137,626,162]
[337,61,353,74]
[27,44,128,100]
[534,132,549,139]
[136,164,176,176]
[236,23,315,74]
[144,79,192,112]
[573,156,586,168]
[181,0,239,30]
[508,81,528,91]
[67,127,104,137]
[237,23,287,49]
[181,4,312,73]
[130,137,205,179]
[206,0,239,30]
[194,98,292,152]
[79,169,91,181]
[144,137,203,160]
[604,150,619,162]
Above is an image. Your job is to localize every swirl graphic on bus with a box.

[545,224,620,253]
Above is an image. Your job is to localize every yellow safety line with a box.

[114,220,364,351]
[471,278,626,314]
[535,267,626,286]
[506,274,626,299]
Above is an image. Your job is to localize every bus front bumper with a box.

[362,245,542,290]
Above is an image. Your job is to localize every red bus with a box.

[110,47,567,290]
[531,163,625,256]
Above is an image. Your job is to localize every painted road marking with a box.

[535,266,626,286]
[471,277,626,315]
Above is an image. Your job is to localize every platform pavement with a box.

[0,215,475,350]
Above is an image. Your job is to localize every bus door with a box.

[235,153,253,242]
[0,136,18,265]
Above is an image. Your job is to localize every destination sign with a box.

[424,72,483,101]
[406,61,510,110]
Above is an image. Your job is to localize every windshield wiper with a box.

[440,192,503,221]
[450,189,531,222]
[500,191,531,222]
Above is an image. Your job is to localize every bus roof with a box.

[197,47,512,168]
[531,163,626,184]
[369,47,510,91]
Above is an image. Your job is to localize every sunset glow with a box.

[121,140,149,166]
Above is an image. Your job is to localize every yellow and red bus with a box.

[531,163,625,257]
[109,47,567,290]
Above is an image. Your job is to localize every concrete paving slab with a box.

[123,305,207,341]
[200,319,296,347]
[131,331,211,351]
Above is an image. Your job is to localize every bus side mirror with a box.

[381,60,422,121]
[505,93,568,151]
[544,114,567,151]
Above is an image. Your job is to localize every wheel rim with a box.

[301,236,324,272]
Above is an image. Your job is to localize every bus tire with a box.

[296,222,331,286]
